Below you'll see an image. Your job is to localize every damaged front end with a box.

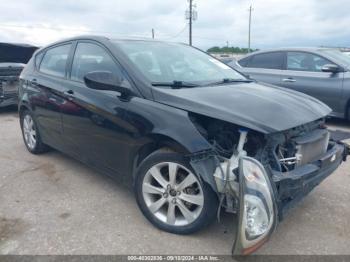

[188,116,348,255]
[0,72,21,107]
[0,42,38,107]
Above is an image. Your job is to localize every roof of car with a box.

[43,35,180,48]
[241,47,336,58]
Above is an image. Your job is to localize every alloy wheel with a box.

[142,162,204,226]
[23,114,37,150]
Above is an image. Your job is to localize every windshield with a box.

[114,40,245,84]
[319,49,350,68]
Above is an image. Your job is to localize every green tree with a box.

[207,46,258,54]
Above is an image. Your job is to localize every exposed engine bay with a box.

[189,113,347,254]
[190,114,334,212]
[191,114,328,173]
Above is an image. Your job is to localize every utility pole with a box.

[189,0,193,46]
[152,28,155,39]
[186,0,197,46]
[248,5,253,52]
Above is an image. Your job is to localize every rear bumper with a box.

[271,142,346,220]
[0,79,18,107]
[0,92,18,107]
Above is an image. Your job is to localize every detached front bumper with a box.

[271,142,346,220]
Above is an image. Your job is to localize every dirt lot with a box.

[0,106,350,255]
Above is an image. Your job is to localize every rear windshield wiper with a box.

[205,78,254,86]
[151,81,200,89]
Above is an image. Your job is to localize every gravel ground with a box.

[0,106,349,255]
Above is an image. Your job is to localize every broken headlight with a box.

[245,194,269,238]
[233,157,277,255]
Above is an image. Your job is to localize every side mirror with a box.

[84,71,132,99]
[321,64,341,73]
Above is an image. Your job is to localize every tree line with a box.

[207,46,258,54]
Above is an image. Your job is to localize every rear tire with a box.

[20,110,49,154]
[134,149,218,235]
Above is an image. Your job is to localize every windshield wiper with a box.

[151,81,200,89]
[205,78,254,86]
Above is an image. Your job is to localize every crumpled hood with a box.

[152,82,331,134]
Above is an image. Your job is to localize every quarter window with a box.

[35,52,44,69]
[248,52,284,69]
[71,42,123,83]
[287,52,331,72]
[39,44,71,77]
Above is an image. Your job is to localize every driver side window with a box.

[71,42,127,85]
[287,52,331,72]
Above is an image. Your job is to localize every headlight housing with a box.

[233,156,277,255]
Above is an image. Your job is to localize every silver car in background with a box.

[230,48,350,120]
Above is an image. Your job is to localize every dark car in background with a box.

[0,42,37,107]
[18,36,348,255]
[231,48,350,120]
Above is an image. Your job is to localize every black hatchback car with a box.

[18,36,349,255]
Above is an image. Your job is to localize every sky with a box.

[0,0,349,51]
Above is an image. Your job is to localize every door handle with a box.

[65,90,74,95]
[282,78,296,83]
[30,78,38,86]
[64,90,75,100]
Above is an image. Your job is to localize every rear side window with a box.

[70,42,122,83]
[39,44,71,77]
[248,52,284,69]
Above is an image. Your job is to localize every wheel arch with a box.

[18,101,32,117]
[131,132,219,194]
[18,103,32,127]
[132,134,192,180]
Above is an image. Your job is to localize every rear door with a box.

[280,51,344,114]
[28,43,73,149]
[238,52,284,86]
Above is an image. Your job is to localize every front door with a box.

[280,51,344,115]
[61,41,137,176]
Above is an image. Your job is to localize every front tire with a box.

[135,149,218,235]
[20,110,49,154]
